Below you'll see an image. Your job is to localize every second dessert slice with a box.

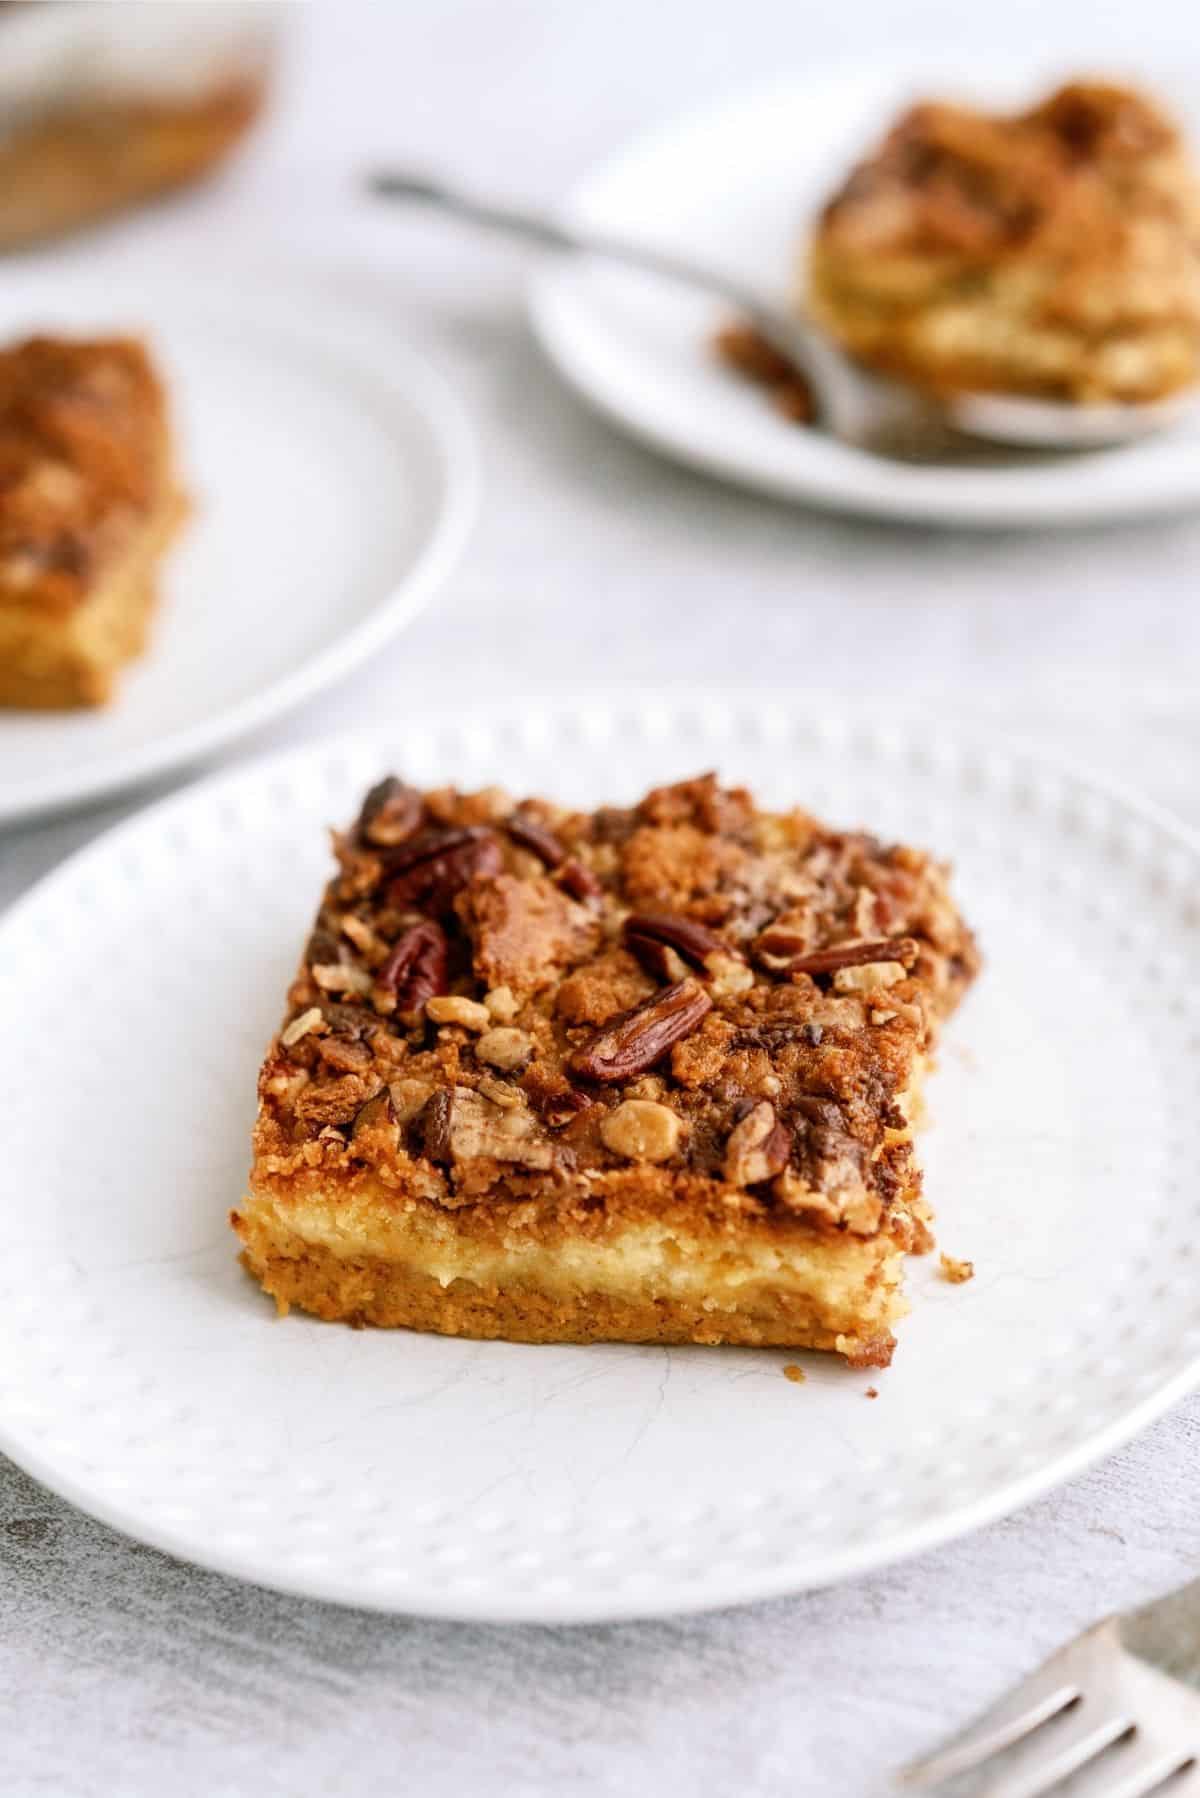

[0,334,184,709]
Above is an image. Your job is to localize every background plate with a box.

[532,55,1200,527]
[2,694,1199,1623]
[0,267,476,825]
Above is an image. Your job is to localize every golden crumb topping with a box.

[250,774,979,1238]
[0,335,169,616]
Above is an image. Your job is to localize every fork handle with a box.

[366,168,771,320]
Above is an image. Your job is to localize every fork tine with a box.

[1087,1744,1199,1798]
[901,1679,1080,1786]
[1156,1761,1200,1794]
[901,1624,1119,1789]
[971,1700,1132,1798]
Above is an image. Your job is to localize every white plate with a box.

[3,693,1200,1624]
[0,268,476,825]
[531,56,1200,528]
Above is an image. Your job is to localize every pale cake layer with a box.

[0,489,183,708]
[234,1189,905,1365]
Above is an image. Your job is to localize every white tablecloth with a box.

[4,4,1200,1792]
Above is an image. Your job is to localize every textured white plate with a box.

[3,694,1200,1624]
[532,56,1200,528]
[0,267,476,825]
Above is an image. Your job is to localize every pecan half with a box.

[357,775,423,847]
[383,827,503,914]
[622,911,735,979]
[760,934,918,977]
[570,978,713,1083]
[557,858,603,904]
[723,1101,792,1187]
[375,921,448,1017]
[506,810,565,867]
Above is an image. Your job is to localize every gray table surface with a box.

[4,3,1200,1793]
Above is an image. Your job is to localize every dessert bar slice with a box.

[806,81,1200,405]
[234,773,978,1367]
[0,335,184,709]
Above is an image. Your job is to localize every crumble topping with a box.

[939,1252,975,1284]
[252,773,979,1235]
[0,335,169,615]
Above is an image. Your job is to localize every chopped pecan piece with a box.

[801,1124,868,1194]
[280,1006,324,1048]
[506,810,565,867]
[759,934,919,976]
[426,994,491,1031]
[622,911,736,979]
[792,1094,846,1131]
[570,978,713,1083]
[421,1085,554,1170]
[421,1089,453,1161]
[723,1101,792,1187]
[833,960,909,995]
[311,962,373,997]
[389,1077,436,1124]
[557,858,604,904]
[374,921,448,1017]
[475,1026,534,1071]
[357,775,424,847]
[601,1099,684,1163]
[383,827,503,914]
[316,1034,373,1074]
[524,1066,596,1129]
[351,1088,399,1157]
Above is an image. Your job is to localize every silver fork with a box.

[366,168,1193,457]
[903,1578,1200,1797]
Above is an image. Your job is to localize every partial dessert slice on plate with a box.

[234,773,979,1367]
[0,334,185,708]
[806,80,1200,405]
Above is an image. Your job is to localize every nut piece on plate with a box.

[806,80,1200,404]
[233,771,979,1367]
[0,335,186,709]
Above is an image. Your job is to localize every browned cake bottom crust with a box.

[235,1210,901,1366]
[239,1245,899,1364]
